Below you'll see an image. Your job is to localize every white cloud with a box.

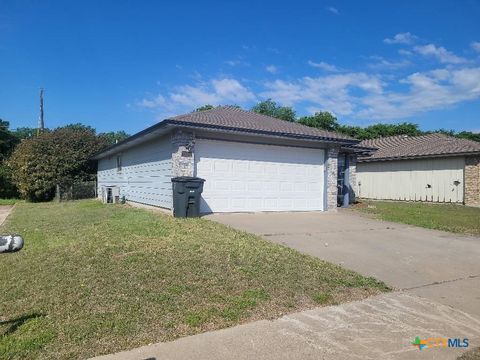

[358,67,480,119]
[137,94,166,109]
[170,85,220,107]
[413,44,467,64]
[261,72,384,116]
[471,41,480,53]
[307,60,339,72]
[138,78,255,113]
[368,56,411,70]
[326,6,339,14]
[211,78,256,102]
[225,59,249,67]
[398,49,412,56]
[384,32,417,45]
[260,66,480,120]
[266,65,278,74]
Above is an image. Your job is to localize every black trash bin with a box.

[171,177,205,218]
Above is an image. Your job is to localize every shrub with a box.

[0,163,18,198]
[8,127,109,201]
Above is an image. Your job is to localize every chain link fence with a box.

[55,180,97,201]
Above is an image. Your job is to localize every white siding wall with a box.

[356,157,465,203]
[97,136,173,208]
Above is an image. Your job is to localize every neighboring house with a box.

[93,106,360,213]
[356,134,480,206]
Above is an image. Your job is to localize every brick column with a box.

[465,156,480,206]
[326,147,339,211]
[172,130,195,177]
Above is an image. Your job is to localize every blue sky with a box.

[1,0,479,134]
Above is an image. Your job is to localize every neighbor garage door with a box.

[195,139,325,213]
[356,157,465,203]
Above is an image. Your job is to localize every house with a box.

[93,106,360,213]
[356,134,480,206]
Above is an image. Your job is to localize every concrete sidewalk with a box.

[93,292,480,360]
[0,205,13,226]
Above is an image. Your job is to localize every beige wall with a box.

[356,157,465,203]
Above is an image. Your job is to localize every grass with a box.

[353,200,480,235]
[0,200,388,359]
[0,199,19,205]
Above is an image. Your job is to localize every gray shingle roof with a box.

[168,106,356,142]
[358,133,480,161]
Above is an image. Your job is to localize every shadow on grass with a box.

[0,313,45,338]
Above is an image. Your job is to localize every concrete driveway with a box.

[0,206,13,226]
[206,210,480,317]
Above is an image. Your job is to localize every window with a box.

[116,155,122,172]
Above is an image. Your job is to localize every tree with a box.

[8,126,110,201]
[195,105,215,112]
[456,131,480,142]
[12,127,42,140]
[298,112,339,131]
[0,163,18,198]
[0,120,20,161]
[252,99,296,122]
[98,131,130,145]
[0,120,20,198]
[62,123,96,134]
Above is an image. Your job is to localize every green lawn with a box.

[353,200,480,235]
[0,200,388,359]
[0,199,19,205]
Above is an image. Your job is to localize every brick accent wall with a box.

[172,130,195,177]
[326,147,339,211]
[465,156,480,206]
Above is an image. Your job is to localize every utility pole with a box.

[38,88,45,135]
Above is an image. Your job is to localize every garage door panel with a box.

[357,157,465,203]
[195,140,324,213]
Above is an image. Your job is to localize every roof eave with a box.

[92,120,175,160]
[358,151,480,162]
[92,119,359,160]
[168,120,358,145]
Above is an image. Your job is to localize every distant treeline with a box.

[196,100,480,142]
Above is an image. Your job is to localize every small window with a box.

[116,155,122,172]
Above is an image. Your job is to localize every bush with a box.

[0,163,18,198]
[8,127,109,201]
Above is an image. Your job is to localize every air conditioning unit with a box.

[102,186,120,204]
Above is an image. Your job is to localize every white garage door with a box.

[195,139,325,213]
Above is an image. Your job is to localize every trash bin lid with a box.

[171,176,205,183]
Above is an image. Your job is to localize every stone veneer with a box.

[326,147,339,211]
[348,155,357,203]
[172,130,195,177]
[464,156,480,206]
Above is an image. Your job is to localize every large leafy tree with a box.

[195,104,215,112]
[8,126,110,201]
[298,112,340,131]
[12,127,42,140]
[338,123,422,140]
[252,99,296,122]
[98,131,130,145]
[0,120,20,198]
[0,119,20,161]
